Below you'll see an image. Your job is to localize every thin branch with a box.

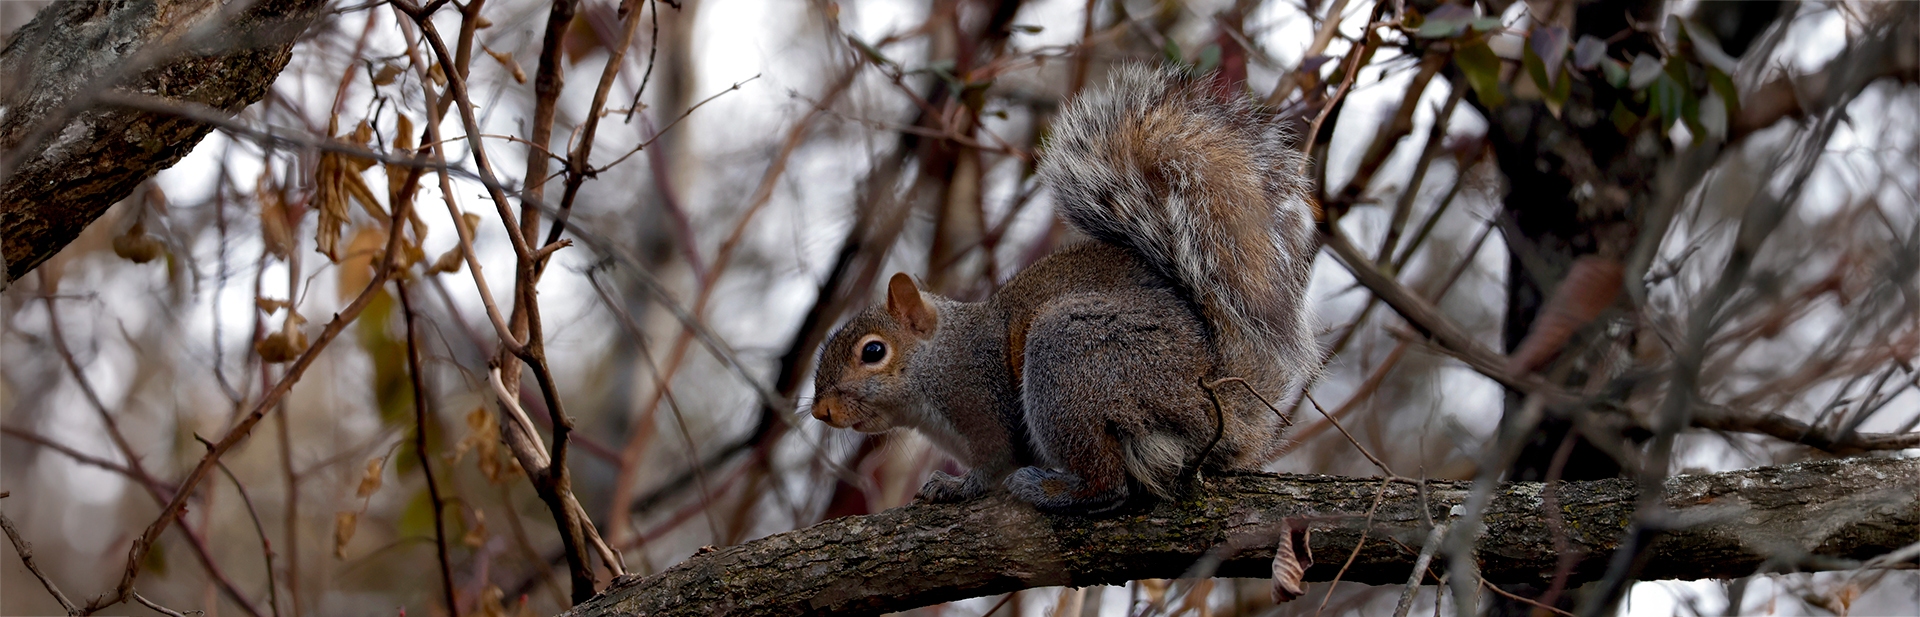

[1,505,79,615]
[195,436,283,617]
[399,284,459,617]
[132,591,199,617]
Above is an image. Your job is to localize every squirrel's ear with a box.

[886,273,937,335]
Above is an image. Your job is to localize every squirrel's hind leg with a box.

[1013,293,1212,514]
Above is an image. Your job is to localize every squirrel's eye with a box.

[860,341,887,364]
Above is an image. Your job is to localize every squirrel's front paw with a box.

[917,471,985,503]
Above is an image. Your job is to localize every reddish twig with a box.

[399,283,460,617]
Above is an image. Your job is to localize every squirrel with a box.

[810,65,1318,514]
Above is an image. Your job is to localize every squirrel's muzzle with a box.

[810,397,843,426]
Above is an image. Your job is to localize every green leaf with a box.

[1706,65,1741,121]
[1523,37,1551,95]
[1455,38,1507,107]
[1650,73,1684,131]
[1161,38,1183,64]
[1418,4,1476,38]
[1196,44,1222,74]
[1612,101,1640,133]
[1530,26,1568,77]
[1601,58,1630,89]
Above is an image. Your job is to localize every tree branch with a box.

[0,0,329,285]
[563,456,1920,617]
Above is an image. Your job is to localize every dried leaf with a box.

[463,510,488,547]
[256,298,291,314]
[356,457,385,498]
[1505,256,1624,374]
[255,324,309,363]
[259,183,295,260]
[428,63,447,87]
[485,47,526,84]
[112,221,163,263]
[1138,579,1169,608]
[474,16,493,28]
[371,62,405,86]
[454,407,509,482]
[428,247,466,274]
[1181,579,1214,617]
[1270,521,1313,603]
[337,226,387,299]
[477,585,508,617]
[333,511,358,558]
[388,115,418,210]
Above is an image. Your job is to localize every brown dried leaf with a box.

[484,47,526,84]
[1138,579,1168,608]
[259,182,295,260]
[1505,255,1624,375]
[454,407,510,482]
[1181,579,1214,617]
[428,247,465,274]
[333,511,358,558]
[315,154,350,261]
[477,585,508,617]
[356,457,385,498]
[462,510,488,548]
[112,221,163,263]
[255,324,308,363]
[337,226,387,299]
[341,168,390,225]
[1270,521,1312,603]
[371,62,405,86]
[256,298,290,314]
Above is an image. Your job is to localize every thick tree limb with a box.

[564,456,1920,616]
[0,0,328,286]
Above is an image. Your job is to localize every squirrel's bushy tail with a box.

[1040,65,1319,385]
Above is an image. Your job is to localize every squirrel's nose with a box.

[810,400,834,423]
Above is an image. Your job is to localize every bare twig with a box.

[195,436,283,617]
[1,506,79,615]
[1303,392,1396,478]
[132,591,200,617]
[399,284,460,617]
[1314,478,1393,617]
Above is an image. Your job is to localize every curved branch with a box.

[566,456,1920,616]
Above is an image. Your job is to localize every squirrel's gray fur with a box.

[812,65,1318,514]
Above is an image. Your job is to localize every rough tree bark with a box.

[565,456,1920,616]
[0,0,328,287]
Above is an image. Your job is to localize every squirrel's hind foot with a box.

[1007,466,1130,515]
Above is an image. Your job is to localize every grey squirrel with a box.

[811,65,1318,514]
